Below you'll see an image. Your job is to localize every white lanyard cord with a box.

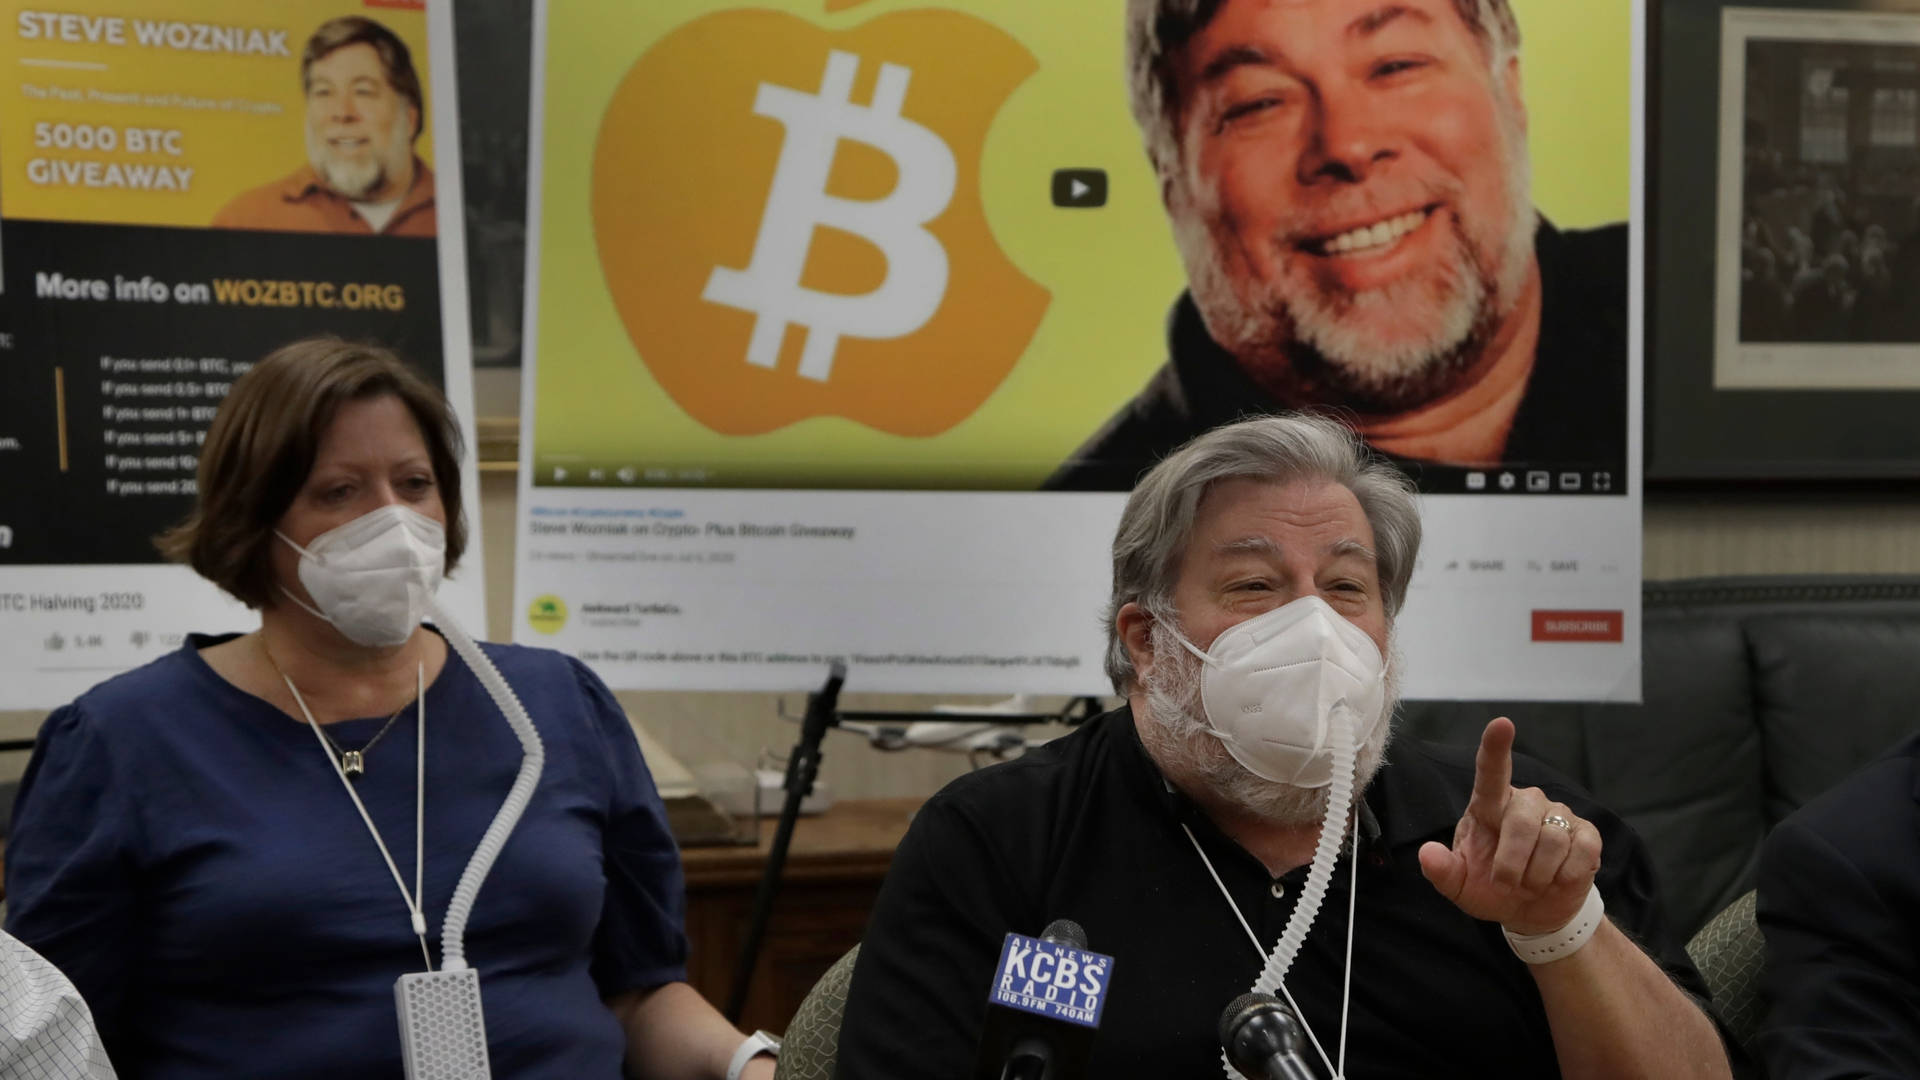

[1182,819,1359,1080]
[1182,823,1274,974]
[414,660,425,958]
[282,665,433,973]
[1337,818,1359,1079]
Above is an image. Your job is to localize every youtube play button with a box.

[1051,168,1107,208]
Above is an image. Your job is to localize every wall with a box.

[1644,490,1920,577]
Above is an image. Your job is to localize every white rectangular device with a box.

[396,969,492,1079]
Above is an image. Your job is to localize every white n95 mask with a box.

[277,504,446,647]
[1169,595,1387,788]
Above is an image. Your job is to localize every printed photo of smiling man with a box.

[1046,0,1627,493]
[213,16,438,237]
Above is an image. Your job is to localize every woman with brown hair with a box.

[3,339,775,1079]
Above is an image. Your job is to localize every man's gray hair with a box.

[1125,0,1523,177]
[1103,414,1421,693]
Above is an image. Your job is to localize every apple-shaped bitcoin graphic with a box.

[592,5,1050,437]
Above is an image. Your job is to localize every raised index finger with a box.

[1468,717,1517,823]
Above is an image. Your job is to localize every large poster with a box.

[0,0,483,708]
[517,0,1643,699]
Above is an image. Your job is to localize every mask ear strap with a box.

[274,531,334,623]
[1164,625,1214,665]
[275,529,324,565]
[278,585,333,626]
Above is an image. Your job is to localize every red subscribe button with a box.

[1532,610,1624,643]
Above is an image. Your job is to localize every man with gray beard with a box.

[837,416,1739,1079]
[214,17,437,237]
[1046,0,1625,492]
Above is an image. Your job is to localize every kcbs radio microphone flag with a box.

[974,928,1113,1080]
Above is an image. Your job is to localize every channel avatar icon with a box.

[593,6,1051,437]
[527,595,568,635]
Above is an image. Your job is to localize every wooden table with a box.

[679,797,921,1035]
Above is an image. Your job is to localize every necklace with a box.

[317,704,409,779]
[260,635,415,779]
[261,634,434,971]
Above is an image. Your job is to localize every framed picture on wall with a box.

[1650,0,1920,481]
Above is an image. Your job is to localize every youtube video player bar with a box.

[1400,460,1629,497]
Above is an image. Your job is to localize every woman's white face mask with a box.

[1164,595,1388,788]
[276,504,445,647]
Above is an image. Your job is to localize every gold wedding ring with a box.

[1542,813,1574,832]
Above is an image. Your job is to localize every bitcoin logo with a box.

[703,51,956,384]
[592,10,1049,438]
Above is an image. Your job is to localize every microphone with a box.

[972,919,1114,1080]
[1219,993,1320,1080]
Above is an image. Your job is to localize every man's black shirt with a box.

[834,706,1728,1079]
[1044,220,1629,494]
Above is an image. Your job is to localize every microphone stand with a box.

[724,661,846,1023]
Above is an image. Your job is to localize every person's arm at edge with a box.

[0,930,117,1077]
[1753,813,1920,1079]
[3,703,139,1060]
[608,983,773,1080]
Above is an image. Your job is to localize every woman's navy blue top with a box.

[4,633,688,1078]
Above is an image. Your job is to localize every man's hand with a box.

[1417,718,1603,935]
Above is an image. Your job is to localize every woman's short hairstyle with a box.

[1104,413,1420,693]
[156,337,466,608]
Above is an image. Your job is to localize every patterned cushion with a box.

[774,945,859,1080]
[1685,891,1764,1050]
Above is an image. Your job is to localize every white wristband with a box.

[1503,883,1605,965]
[726,1030,780,1080]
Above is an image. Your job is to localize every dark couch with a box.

[1399,575,1920,940]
